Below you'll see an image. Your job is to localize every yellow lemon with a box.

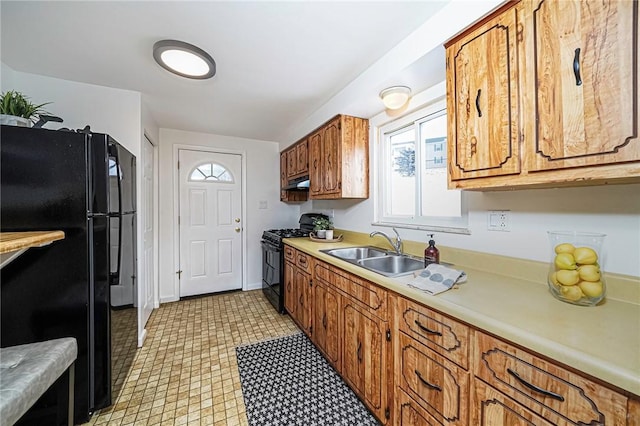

[560,285,584,301]
[549,272,560,287]
[554,243,575,254]
[554,253,576,270]
[579,280,604,299]
[578,264,601,282]
[556,269,580,286]
[574,247,598,265]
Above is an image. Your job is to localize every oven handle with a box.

[261,241,282,252]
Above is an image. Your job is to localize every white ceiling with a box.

[1,1,449,143]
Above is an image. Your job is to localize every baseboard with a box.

[137,328,147,348]
[244,281,262,291]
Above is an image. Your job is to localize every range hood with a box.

[284,176,310,191]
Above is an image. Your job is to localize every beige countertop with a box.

[284,230,640,397]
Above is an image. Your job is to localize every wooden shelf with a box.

[0,231,65,254]
[0,231,65,269]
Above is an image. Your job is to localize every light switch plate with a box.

[488,210,510,232]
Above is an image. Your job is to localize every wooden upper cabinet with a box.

[285,139,309,179]
[446,4,521,181]
[446,0,640,190]
[286,148,297,179]
[309,130,323,196]
[280,141,308,203]
[522,0,640,171]
[309,114,369,199]
[280,152,288,201]
[297,138,308,175]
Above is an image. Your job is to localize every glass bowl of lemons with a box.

[547,231,606,306]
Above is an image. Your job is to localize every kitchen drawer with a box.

[332,266,387,316]
[471,378,554,426]
[398,332,469,426]
[296,251,313,274]
[284,245,295,263]
[396,389,440,426]
[474,332,628,425]
[314,262,332,284]
[396,296,469,369]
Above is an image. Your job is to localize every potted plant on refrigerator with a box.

[0,91,50,127]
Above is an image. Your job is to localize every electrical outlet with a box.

[488,210,510,232]
[258,200,268,209]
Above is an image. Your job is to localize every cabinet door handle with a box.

[415,320,442,337]
[573,48,582,86]
[475,89,482,117]
[357,341,362,363]
[322,314,327,329]
[299,294,303,307]
[414,370,442,392]
[507,368,565,402]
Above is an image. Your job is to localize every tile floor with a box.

[85,290,298,426]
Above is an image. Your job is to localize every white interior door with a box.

[179,149,243,297]
[140,136,155,329]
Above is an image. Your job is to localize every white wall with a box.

[1,64,141,157]
[303,85,640,277]
[157,128,298,303]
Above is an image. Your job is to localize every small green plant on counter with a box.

[313,217,333,231]
[0,91,50,122]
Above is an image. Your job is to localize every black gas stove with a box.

[261,213,328,313]
[261,228,311,246]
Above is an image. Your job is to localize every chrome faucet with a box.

[370,228,403,255]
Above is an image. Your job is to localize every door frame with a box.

[172,144,248,298]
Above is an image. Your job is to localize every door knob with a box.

[235,218,241,223]
[235,227,241,232]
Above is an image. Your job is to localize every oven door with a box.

[261,240,284,313]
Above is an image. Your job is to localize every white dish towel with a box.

[403,263,467,295]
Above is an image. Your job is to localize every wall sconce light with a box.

[153,40,216,79]
[379,86,411,110]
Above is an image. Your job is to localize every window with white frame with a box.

[376,98,468,233]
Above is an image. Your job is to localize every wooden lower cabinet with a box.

[396,389,440,426]
[312,278,341,370]
[342,299,391,423]
[472,378,554,426]
[397,332,469,425]
[474,332,628,425]
[285,250,639,426]
[294,268,311,335]
[284,260,296,317]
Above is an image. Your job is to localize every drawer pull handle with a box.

[475,89,482,117]
[415,320,442,336]
[573,48,582,86]
[414,370,442,392]
[507,368,565,402]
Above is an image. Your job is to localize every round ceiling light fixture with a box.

[153,40,216,79]
[379,86,412,110]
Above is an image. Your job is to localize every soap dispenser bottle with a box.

[424,234,440,267]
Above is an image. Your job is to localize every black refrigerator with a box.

[0,125,137,424]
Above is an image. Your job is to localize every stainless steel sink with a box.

[321,246,388,261]
[320,246,424,277]
[357,255,425,277]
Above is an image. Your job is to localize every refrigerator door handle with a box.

[109,145,123,287]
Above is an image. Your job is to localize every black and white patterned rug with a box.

[236,332,380,426]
